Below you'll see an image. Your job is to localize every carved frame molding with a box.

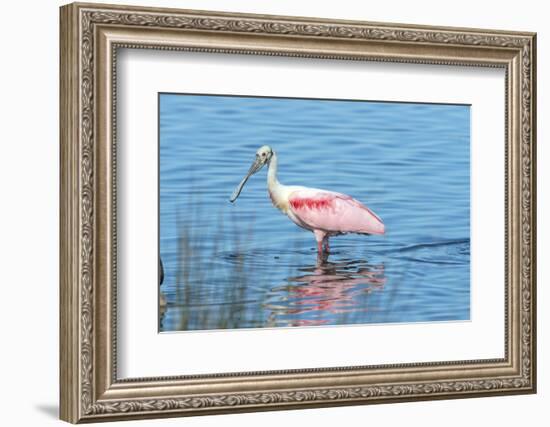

[60,2,536,423]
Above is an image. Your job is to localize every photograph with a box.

[158,93,471,332]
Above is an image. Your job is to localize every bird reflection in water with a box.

[264,254,386,327]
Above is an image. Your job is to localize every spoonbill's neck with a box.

[267,152,288,212]
[267,151,280,189]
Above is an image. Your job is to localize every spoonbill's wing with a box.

[288,189,385,235]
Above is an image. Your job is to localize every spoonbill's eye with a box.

[262,153,266,157]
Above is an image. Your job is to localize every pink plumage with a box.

[288,190,385,236]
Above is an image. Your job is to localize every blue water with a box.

[159,93,470,332]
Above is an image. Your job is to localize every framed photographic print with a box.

[60,2,537,423]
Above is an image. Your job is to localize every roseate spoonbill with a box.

[229,146,385,255]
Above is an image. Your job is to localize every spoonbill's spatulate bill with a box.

[230,145,384,255]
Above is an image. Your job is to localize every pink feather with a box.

[288,190,385,235]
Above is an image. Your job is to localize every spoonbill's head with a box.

[255,145,273,164]
[229,145,273,203]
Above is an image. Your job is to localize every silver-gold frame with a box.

[60,2,537,423]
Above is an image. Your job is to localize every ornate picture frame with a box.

[60,2,536,423]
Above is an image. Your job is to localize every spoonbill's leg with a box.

[316,250,329,266]
[313,230,327,256]
[323,237,330,253]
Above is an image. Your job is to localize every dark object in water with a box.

[159,258,167,328]
[159,258,164,286]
